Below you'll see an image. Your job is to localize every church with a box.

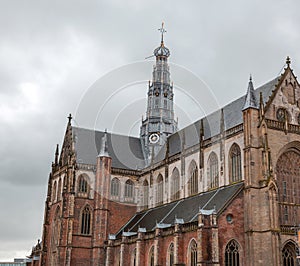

[28,25,300,266]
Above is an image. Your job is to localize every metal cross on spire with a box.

[158,22,167,44]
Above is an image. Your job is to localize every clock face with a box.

[276,108,286,122]
[149,133,159,144]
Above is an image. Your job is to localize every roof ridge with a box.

[72,126,141,140]
[174,76,279,135]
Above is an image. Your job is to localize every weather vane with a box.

[158,22,167,43]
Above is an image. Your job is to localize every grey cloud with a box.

[1,0,300,261]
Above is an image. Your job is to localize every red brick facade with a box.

[31,59,300,266]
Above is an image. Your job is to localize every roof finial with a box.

[68,113,72,124]
[249,74,252,82]
[158,22,166,45]
[55,144,59,165]
[154,22,170,58]
[286,56,291,68]
[259,92,265,118]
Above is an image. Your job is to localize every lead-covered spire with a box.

[140,23,177,162]
[243,75,258,110]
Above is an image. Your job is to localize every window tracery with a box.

[207,152,219,189]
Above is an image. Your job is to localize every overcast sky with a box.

[1,0,300,261]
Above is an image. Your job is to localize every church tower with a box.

[140,23,177,162]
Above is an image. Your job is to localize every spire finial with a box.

[259,91,265,118]
[55,144,59,165]
[68,113,72,124]
[249,74,252,82]
[286,56,291,67]
[158,22,166,45]
[55,144,59,155]
[259,92,263,106]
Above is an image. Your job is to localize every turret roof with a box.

[242,76,259,110]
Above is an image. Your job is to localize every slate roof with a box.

[72,77,278,168]
[116,182,243,237]
[167,77,278,157]
[72,127,145,170]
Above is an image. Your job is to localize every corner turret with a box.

[243,75,258,110]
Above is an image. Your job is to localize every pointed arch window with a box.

[164,99,168,109]
[207,152,219,189]
[111,177,120,200]
[132,248,137,266]
[125,179,134,202]
[168,243,174,266]
[78,175,89,197]
[116,251,120,266]
[276,150,300,225]
[229,144,242,183]
[282,242,297,266]
[143,180,149,209]
[154,98,159,109]
[81,205,91,235]
[284,206,289,222]
[188,161,198,196]
[149,246,154,266]
[225,240,240,266]
[156,174,163,205]
[188,239,197,266]
[171,168,180,200]
[150,175,153,187]
[57,178,62,201]
[52,181,57,202]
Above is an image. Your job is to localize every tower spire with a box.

[140,24,177,162]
